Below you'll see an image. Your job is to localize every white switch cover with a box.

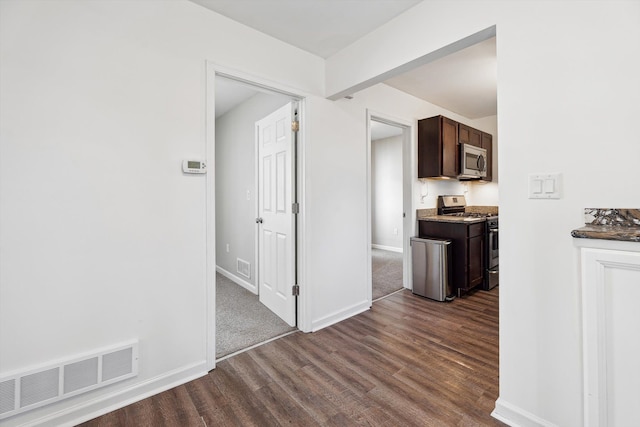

[529,173,561,199]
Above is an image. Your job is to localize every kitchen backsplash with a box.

[466,205,499,215]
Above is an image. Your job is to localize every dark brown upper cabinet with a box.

[418,115,493,182]
[417,115,459,179]
[459,124,482,147]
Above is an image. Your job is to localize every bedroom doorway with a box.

[214,74,300,359]
[367,114,412,302]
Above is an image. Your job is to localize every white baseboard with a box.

[492,397,558,427]
[9,361,207,427]
[311,300,370,332]
[371,244,403,253]
[216,265,257,295]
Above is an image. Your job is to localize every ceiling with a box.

[215,78,259,118]
[194,0,497,120]
[370,121,403,141]
[189,0,423,59]
[385,37,496,119]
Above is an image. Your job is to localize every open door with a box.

[256,102,296,327]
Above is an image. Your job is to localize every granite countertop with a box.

[417,215,486,224]
[571,209,640,243]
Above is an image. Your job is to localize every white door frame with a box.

[205,62,307,370]
[366,110,414,304]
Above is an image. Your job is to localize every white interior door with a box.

[257,103,296,327]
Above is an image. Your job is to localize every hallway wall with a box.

[215,91,290,290]
[371,135,403,250]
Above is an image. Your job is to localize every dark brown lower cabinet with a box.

[418,220,485,296]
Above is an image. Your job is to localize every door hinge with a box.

[292,202,300,214]
[292,284,300,296]
[291,120,299,132]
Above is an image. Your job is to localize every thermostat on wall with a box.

[182,160,207,174]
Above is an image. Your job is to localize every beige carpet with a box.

[216,273,295,358]
[372,248,404,300]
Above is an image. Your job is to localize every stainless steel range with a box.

[484,216,499,290]
[437,195,499,291]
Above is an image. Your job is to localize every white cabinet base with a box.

[577,240,640,427]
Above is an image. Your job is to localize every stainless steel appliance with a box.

[484,217,499,290]
[459,143,487,179]
[410,237,453,301]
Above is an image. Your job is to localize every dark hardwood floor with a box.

[80,288,502,426]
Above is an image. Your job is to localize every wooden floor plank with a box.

[81,288,504,426]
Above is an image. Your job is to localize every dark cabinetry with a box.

[417,115,459,179]
[418,220,485,295]
[459,124,482,147]
[417,115,493,182]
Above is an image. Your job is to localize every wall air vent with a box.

[237,258,251,279]
[0,340,138,420]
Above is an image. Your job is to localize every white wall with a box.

[0,1,322,425]
[302,97,371,330]
[326,1,640,426]
[372,135,403,249]
[215,91,291,289]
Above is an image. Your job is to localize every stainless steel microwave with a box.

[459,143,487,179]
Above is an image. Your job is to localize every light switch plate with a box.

[529,173,561,199]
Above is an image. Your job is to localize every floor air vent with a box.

[0,340,138,420]
[237,258,251,279]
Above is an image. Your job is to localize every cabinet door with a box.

[459,124,482,147]
[441,117,458,177]
[581,248,640,426]
[468,234,485,288]
[481,132,493,182]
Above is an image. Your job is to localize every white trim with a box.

[366,110,414,304]
[492,397,559,427]
[216,266,257,294]
[295,100,310,333]
[310,300,370,332]
[205,62,217,372]
[19,362,207,427]
[254,120,260,298]
[371,244,403,253]
[209,62,313,104]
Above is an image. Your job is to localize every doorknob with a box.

[255,217,263,224]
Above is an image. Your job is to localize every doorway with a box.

[213,74,301,360]
[367,114,412,302]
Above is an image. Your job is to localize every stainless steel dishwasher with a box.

[410,237,453,302]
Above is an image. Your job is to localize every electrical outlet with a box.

[246,190,251,201]
[226,244,230,253]
[393,228,398,235]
